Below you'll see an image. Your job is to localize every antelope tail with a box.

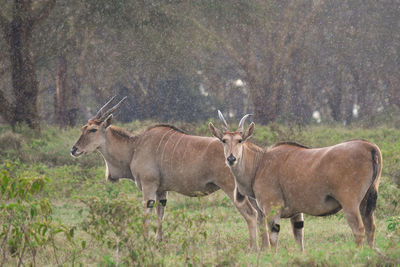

[363,148,381,217]
[371,148,380,185]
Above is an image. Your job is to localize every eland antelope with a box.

[71,97,268,249]
[209,111,382,251]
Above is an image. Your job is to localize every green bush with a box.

[80,194,213,266]
[376,178,400,218]
[80,195,154,266]
[0,162,74,266]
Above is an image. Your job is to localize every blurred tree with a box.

[34,0,210,123]
[310,0,400,124]
[1,0,398,126]
[185,0,324,124]
[0,0,56,130]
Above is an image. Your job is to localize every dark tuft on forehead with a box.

[88,119,102,125]
[224,131,240,135]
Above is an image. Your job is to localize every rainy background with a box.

[0,0,399,266]
[1,0,399,127]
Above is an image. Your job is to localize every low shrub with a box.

[376,178,400,218]
[0,162,75,266]
[80,194,212,266]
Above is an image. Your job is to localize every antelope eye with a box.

[89,129,97,133]
[238,139,243,143]
[222,139,226,144]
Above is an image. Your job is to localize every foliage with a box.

[387,216,400,233]
[1,0,399,127]
[80,195,152,266]
[0,162,74,266]
[386,216,400,249]
[80,194,213,266]
[0,123,399,265]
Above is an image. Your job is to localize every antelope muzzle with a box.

[70,146,83,157]
[227,154,236,166]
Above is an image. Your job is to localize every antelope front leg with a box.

[263,205,282,253]
[290,213,304,251]
[268,217,281,253]
[142,183,158,238]
[156,192,167,241]
[248,197,269,249]
[232,187,258,251]
[143,199,155,238]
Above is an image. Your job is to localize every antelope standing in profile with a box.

[209,111,382,251]
[71,97,268,249]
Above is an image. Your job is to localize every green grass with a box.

[0,122,399,266]
[44,189,400,266]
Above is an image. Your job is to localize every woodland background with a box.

[0,0,399,128]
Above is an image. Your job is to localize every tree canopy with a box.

[0,0,399,127]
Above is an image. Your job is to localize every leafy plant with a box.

[0,162,74,266]
[80,195,155,266]
[386,215,400,249]
[80,194,213,266]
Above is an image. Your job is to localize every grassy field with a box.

[0,121,399,266]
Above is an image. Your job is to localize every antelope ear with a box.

[209,122,224,140]
[242,122,255,140]
[103,114,113,128]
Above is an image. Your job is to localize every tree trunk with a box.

[55,56,67,126]
[0,0,56,130]
[387,73,400,109]
[67,76,79,126]
[9,16,40,129]
[250,87,280,125]
[290,77,312,124]
[247,72,279,125]
[327,86,342,122]
[54,55,78,127]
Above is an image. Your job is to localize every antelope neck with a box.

[231,143,263,198]
[97,127,137,180]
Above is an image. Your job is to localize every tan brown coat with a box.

[71,98,268,249]
[210,113,382,251]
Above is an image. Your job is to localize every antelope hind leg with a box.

[360,187,378,248]
[361,212,376,248]
[343,207,365,247]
